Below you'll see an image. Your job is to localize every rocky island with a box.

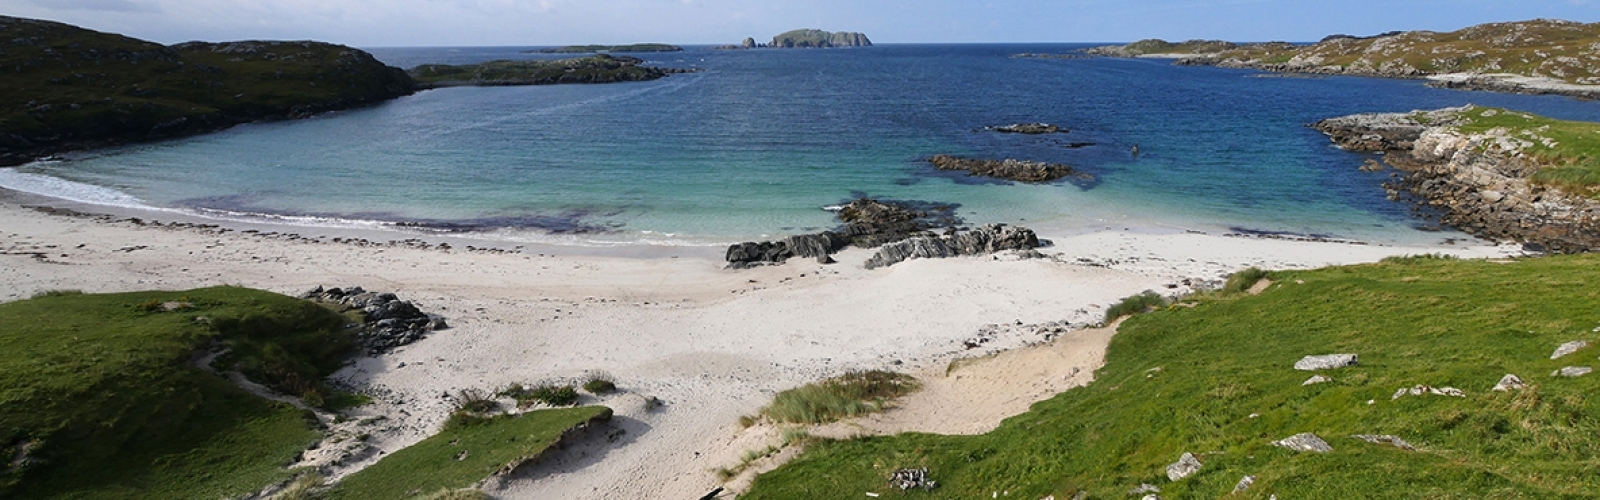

[1315,105,1600,252]
[715,29,872,49]
[0,15,416,166]
[527,43,683,54]
[1087,19,1600,99]
[929,154,1090,183]
[406,55,695,88]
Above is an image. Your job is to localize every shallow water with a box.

[11,44,1600,246]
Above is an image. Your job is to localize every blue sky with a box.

[8,0,1599,47]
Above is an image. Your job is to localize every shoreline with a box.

[0,189,1526,498]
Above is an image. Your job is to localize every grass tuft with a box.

[581,374,618,395]
[763,371,920,425]
[1221,267,1270,296]
[501,383,580,407]
[1104,290,1169,323]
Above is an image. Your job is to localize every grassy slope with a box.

[1206,20,1600,82]
[0,15,413,164]
[327,407,612,499]
[1447,106,1600,195]
[745,255,1600,498]
[407,55,668,87]
[0,287,354,499]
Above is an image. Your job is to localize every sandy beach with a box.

[0,193,1523,499]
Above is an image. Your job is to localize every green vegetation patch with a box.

[745,255,1600,498]
[406,55,671,87]
[763,370,920,425]
[0,286,355,499]
[326,407,611,499]
[1453,106,1600,195]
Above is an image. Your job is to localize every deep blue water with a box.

[9,44,1600,246]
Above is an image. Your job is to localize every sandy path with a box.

[0,197,1523,499]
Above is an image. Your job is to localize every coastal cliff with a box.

[1315,105,1600,252]
[718,29,872,49]
[0,16,416,166]
[1089,19,1600,99]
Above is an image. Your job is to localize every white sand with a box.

[0,196,1523,499]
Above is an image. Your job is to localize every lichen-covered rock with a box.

[1553,366,1593,378]
[1391,385,1466,399]
[1552,340,1590,360]
[1352,434,1416,451]
[1232,475,1256,493]
[1165,452,1202,481]
[1303,374,1333,386]
[1293,354,1358,371]
[1492,374,1527,392]
[1272,432,1332,453]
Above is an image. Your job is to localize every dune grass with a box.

[325,407,611,500]
[0,286,355,499]
[1104,290,1170,323]
[744,254,1600,498]
[763,370,920,425]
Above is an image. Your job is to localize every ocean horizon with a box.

[7,43,1600,248]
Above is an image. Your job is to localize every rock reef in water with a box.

[987,123,1065,134]
[1314,105,1600,253]
[929,154,1090,183]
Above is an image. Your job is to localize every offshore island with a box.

[5,14,1600,500]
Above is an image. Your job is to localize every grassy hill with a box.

[745,254,1600,498]
[0,286,358,499]
[0,15,415,166]
[1093,19,1600,85]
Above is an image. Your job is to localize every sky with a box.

[7,0,1599,48]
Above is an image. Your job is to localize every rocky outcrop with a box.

[300,285,448,354]
[1165,452,1202,481]
[1272,432,1333,453]
[987,123,1064,134]
[863,224,1040,269]
[1314,106,1600,253]
[725,198,956,269]
[1293,354,1358,371]
[929,155,1089,183]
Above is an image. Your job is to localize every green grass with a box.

[0,286,355,499]
[500,383,580,408]
[1104,290,1170,323]
[1451,106,1600,196]
[763,371,920,425]
[325,407,611,499]
[744,254,1600,498]
[1221,267,1271,296]
[582,374,618,395]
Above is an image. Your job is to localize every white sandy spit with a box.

[0,197,1523,499]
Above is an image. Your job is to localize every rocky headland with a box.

[724,198,1041,269]
[929,154,1090,183]
[1314,105,1600,253]
[1089,19,1600,99]
[407,55,695,88]
[0,15,417,166]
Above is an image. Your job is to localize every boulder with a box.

[1491,374,1526,392]
[864,224,1041,269]
[1391,385,1465,399]
[1552,340,1589,360]
[1232,475,1256,493]
[1271,432,1332,453]
[1293,354,1358,371]
[1352,434,1416,451]
[1302,374,1333,386]
[1553,366,1593,378]
[1165,452,1202,481]
[1129,484,1160,495]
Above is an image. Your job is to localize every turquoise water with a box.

[10,44,1600,246]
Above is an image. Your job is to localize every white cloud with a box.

[26,0,160,14]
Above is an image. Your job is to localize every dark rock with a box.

[302,285,445,354]
[988,123,1064,134]
[929,154,1089,183]
[864,224,1040,269]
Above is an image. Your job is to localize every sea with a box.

[8,44,1600,247]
